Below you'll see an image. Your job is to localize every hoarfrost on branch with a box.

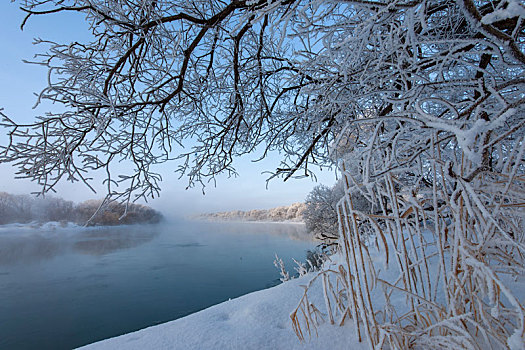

[1,0,525,348]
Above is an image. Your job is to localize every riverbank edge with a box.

[77,269,365,350]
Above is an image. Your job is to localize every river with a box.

[0,220,314,349]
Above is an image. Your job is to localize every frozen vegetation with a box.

[0,192,162,226]
[196,203,306,223]
[1,0,524,349]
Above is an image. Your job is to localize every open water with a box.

[0,220,313,349]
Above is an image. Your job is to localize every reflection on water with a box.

[172,242,205,248]
[0,235,67,265]
[203,221,310,241]
[0,222,310,265]
[0,222,309,266]
[0,220,314,350]
[0,226,159,265]
[73,227,159,255]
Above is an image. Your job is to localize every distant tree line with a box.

[198,187,371,245]
[0,192,162,225]
[198,203,306,222]
[198,182,373,246]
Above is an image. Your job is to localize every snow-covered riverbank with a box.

[79,271,366,350]
[0,221,82,232]
[78,241,525,350]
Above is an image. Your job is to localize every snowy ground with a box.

[78,273,367,350]
[0,221,81,232]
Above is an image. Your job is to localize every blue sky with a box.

[0,2,336,216]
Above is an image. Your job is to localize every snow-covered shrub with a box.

[303,184,343,245]
[75,199,162,225]
[290,1,525,349]
[304,181,374,247]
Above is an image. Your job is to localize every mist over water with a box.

[0,220,314,350]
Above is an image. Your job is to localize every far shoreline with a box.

[190,218,305,225]
[0,220,164,230]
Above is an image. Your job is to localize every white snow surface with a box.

[0,221,81,232]
[78,273,367,350]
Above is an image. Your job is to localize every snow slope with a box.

[79,273,366,350]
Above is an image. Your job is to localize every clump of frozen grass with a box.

[274,254,290,282]
[275,249,329,283]
[305,249,325,272]
[292,258,308,277]
[293,249,325,277]
[293,153,525,348]
[289,2,525,347]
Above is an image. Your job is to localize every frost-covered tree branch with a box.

[1,0,344,203]
[2,0,523,202]
[284,1,525,348]
[1,1,524,346]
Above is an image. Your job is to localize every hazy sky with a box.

[0,2,337,217]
